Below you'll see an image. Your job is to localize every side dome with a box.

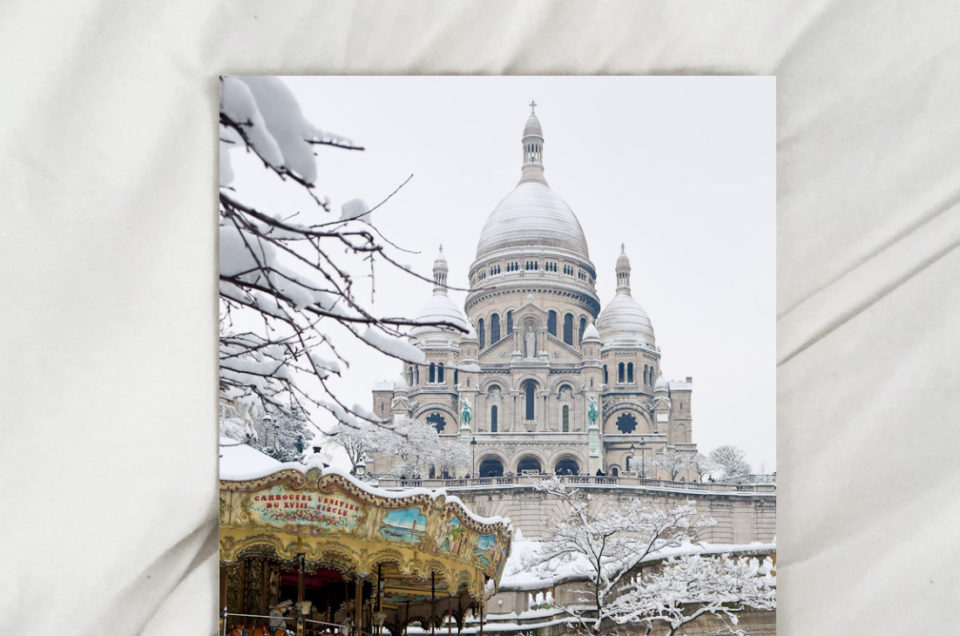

[409,293,468,337]
[411,247,468,339]
[596,246,656,347]
[596,294,656,347]
[475,181,590,259]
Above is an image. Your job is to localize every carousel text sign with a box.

[249,486,362,530]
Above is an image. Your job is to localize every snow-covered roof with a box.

[476,182,589,260]
[410,292,469,337]
[219,440,282,480]
[582,322,600,341]
[655,373,669,391]
[220,461,513,531]
[669,377,693,390]
[596,291,655,347]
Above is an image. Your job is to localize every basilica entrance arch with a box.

[554,457,580,475]
[516,455,543,475]
[478,457,504,477]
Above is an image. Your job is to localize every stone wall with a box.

[449,484,776,544]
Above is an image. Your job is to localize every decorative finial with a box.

[529,100,537,115]
[439,244,443,254]
[620,243,625,252]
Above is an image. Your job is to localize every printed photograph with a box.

[218,76,776,636]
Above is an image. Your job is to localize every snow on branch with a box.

[523,477,772,635]
[218,77,464,429]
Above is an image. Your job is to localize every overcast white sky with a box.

[231,76,775,472]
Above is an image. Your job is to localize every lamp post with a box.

[639,438,647,479]
[263,415,276,448]
[471,438,478,478]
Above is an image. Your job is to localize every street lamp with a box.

[471,438,478,478]
[263,415,276,448]
[356,457,366,478]
[639,438,647,479]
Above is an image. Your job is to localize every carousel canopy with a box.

[220,465,513,632]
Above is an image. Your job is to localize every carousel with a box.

[219,464,512,636]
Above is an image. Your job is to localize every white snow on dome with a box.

[523,112,543,139]
[582,322,600,341]
[475,182,590,259]
[410,293,468,336]
[596,293,656,347]
[654,373,669,391]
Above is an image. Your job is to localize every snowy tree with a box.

[327,415,469,477]
[388,417,469,478]
[219,76,464,427]
[709,445,752,482]
[219,400,259,443]
[647,446,693,481]
[526,477,714,635]
[690,452,719,482]
[258,408,314,463]
[608,553,776,636]
[328,420,389,472]
[524,477,774,636]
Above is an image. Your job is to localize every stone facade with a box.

[370,106,699,480]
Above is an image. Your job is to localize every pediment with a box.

[512,301,548,326]
[478,334,517,362]
[543,333,583,362]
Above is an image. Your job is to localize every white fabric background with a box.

[1,1,957,634]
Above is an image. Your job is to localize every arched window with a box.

[438,363,444,383]
[429,363,436,383]
[611,466,620,477]
[547,311,557,336]
[644,365,649,385]
[490,313,501,343]
[618,362,625,383]
[454,369,459,385]
[578,317,586,343]
[603,365,609,384]
[554,458,579,475]
[627,363,634,383]
[407,367,414,386]
[478,318,485,349]
[563,313,574,345]
[562,405,569,432]
[414,366,419,385]
[507,311,513,334]
[517,456,542,474]
[616,412,638,433]
[491,405,498,432]
[523,380,536,420]
[427,412,446,433]
[479,458,504,477]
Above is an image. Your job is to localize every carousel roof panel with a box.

[220,466,513,599]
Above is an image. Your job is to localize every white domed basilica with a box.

[371,105,698,479]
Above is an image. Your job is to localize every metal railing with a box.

[221,611,373,636]
[377,474,775,494]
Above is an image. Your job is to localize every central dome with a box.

[475,181,590,259]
